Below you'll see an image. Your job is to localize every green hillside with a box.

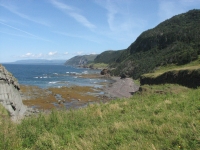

[94,50,124,64]
[107,9,200,78]
[65,54,97,66]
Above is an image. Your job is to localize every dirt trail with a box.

[105,77,139,98]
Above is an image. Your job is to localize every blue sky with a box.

[0,0,200,62]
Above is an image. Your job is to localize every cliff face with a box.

[0,64,27,121]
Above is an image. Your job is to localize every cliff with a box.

[0,64,27,121]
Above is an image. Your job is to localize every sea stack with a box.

[0,64,27,121]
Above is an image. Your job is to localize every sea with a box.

[3,64,108,88]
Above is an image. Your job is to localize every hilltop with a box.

[64,54,97,66]
[95,9,200,79]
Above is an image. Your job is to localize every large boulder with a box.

[0,64,27,121]
[100,69,110,75]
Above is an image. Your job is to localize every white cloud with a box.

[0,3,50,26]
[48,51,57,56]
[21,52,34,58]
[53,31,102,43]
[158,0,200,22]
[95,0,138,32]
[50,0,96,30]
[20,52,59,58]
[64,52,69,55]
[50,0,74,11]
[0,22,50,42]
[76,51,83,55]
[94,0,143,44]
[35,53,43,58]
[69,12,96,29]
[158,1,183,21]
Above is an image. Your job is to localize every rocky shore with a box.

[105,77,139,98]
[0,64,139,120]
[20,75,139,110]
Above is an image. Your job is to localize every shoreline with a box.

[20,74,139,111]
[104,77,140,99]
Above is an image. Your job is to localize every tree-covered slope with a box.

[110,9,200,78]
[65,54,97,66]
[94,50,124,64]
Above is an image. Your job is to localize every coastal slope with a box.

[95,9,200,79]
[65,54,97,66]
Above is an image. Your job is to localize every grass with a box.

[88,63,108,69]
[0,84,200,149]
[143,55,200,78]
[155,56,200,73]
[0,104,9,124]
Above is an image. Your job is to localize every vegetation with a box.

[0,84,199,149]
[87,63,108,69]
[140,56,200,88]
[65,54,97,66]
[94,50,124,64]
[0,104,9,121]
[94,9,200,78]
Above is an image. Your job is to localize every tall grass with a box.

[0,84,199,149]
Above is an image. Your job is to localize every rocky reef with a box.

[0,64,27,121]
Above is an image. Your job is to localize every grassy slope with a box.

[143,55,200,78]
[0,83,199,150]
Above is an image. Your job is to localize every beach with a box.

[105,77,139,98]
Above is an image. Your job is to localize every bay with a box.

[3,64,108,88]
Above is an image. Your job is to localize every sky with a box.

[0,0,200,62]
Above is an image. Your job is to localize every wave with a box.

[66,71,80,75]
[49,81,57,84]
[82,71,88,74]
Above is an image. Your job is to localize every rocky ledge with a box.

[0,64,29,121]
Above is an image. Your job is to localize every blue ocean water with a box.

[3,64,108,88]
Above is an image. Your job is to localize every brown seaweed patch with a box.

[49,86,100,102]
[77,74,109,79]
[21,85,63,109]
[20,85,106,110]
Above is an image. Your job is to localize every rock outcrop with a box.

[100,69,110,75]
[140,68,200,88]
[0,64,27,121]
